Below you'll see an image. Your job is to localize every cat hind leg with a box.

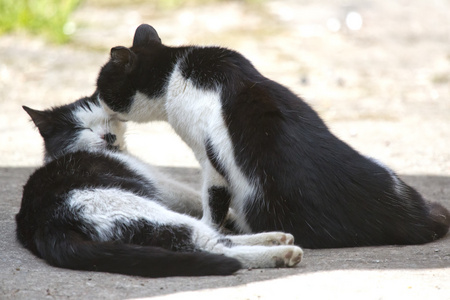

[226,232,295,246]
[188,212,302,269]
[219,244,303,269]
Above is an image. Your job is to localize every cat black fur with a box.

[97,24,450,248]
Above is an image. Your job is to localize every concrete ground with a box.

[1,0,449,299]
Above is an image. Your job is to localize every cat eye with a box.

[75,126,93,132]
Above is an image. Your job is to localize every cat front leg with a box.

[201,162,231,229]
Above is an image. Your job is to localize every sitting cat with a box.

[96,24,450,248]
[16,95,303,278]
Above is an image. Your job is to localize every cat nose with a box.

[104,133,116,144]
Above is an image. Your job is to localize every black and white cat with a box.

[16,95,303,278]
[96,24,450,248]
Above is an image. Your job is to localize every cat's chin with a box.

[98,98,129,122]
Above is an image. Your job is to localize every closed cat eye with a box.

[75,126,93,132]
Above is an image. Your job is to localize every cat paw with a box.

[262,232,295,246]
[273,246,303,267]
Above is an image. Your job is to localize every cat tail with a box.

[34,230,242,277]
[427,201,450,240]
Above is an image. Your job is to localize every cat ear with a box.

[133,24,161,47]
[22,106,52,137]
[110,46,136,72]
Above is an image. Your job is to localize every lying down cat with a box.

[16,96,302,277]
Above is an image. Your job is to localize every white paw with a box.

[272,246,303,267]
[262,232,295,246]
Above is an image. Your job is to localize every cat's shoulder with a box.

[180,46,250,71]
[175,45,258,90]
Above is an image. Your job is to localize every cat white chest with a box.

[165,66,223,163]
[164,65,257,231]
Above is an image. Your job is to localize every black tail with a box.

[428,202,450,240]
[33,231,241,277]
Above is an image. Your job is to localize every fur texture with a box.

[17,95,303,277]
[96,24,450,248]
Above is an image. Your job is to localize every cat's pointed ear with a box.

[133,24,161,47]
[22,106,52,137]
[110,46,136,72]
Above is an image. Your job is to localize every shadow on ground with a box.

[1,166,449,299]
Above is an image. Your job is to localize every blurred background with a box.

[0,0,449,175]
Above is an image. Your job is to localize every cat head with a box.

[24,96,126,163]
[97,24,169,123]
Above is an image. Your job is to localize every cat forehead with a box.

[73,103,109,126]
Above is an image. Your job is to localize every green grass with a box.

[0,0,81,43]
[88,0,264,9]
[0,0,264,43]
